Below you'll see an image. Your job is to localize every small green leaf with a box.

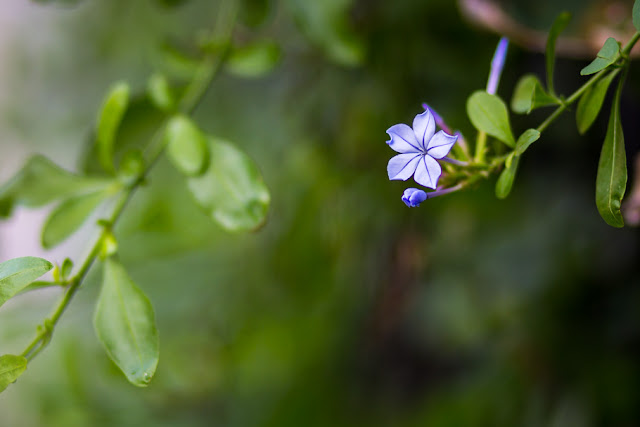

[188,137,270,232]
[226,40,281,78]
[634,0,640,31]
[164,115,209,176]
[595,77,627,228]
[117,150,145,187]
[511,74,538,114]
[581,38,620,76]
[0,257,53,308]
[60,258,73,279]
[496,155,520,199]
[576,71,618,134]
[0,156,113,218]
[515,129,541,156]
[466,91,515,147]
[41,189,112,249]
[94,257,159,387]
[147,74,175,112]
[546,12,571,96]
[0,355,27,393]
[97,81,130,174]
[531,81,561,111]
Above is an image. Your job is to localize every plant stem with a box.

[21,0,238,362]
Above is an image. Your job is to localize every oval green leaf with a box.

[467,91,515,147]
[634,0,640,32]
[97,81,130,174]
[515,129,541,156]
[576,71,618,134]
[164,115,210,176]
[147,74,175,112]
[94,257,159,387]
[546,12,571,95]
[0,156,113,218]
[496,155,520,199]
[226,40,282,78]
[0,257,53,308]
[0,355,27,393]
[595,77,627,228]
[42,189,112,249]
[187,137,270,232]
[511,74,538,114]
[580,37,620,76]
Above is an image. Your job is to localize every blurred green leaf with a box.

[187,137,270,232]
[576,71,618,134]
[514,129,541,156]
[580,38,620,76]
[0,257,53,308]
[0,156,113,218]
[285,0,364,66]
[96,82,131,174]
[239,0,271,28]
[225,40,281,78]
[0,355,27,394]
[41,189,113,249]
[164,115,209,176]
[467,91,515,147]
[511,74,538,114]
[495,154,519,199]
[60,258,73,279]
[94,257,159,387]
[147,74,175,112]
[546,12,571,95]
[634,0,640,31]
[596,77,627,228]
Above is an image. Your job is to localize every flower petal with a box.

[402,188,427,207]
[387,153,421,181]
[413,155,442,189]
[412,109,436,151]
[426,130,458,159]
[386,124,421,153]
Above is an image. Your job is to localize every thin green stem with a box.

[21,0,239,362]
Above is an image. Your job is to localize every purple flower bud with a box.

[402,188,428,207]
[486,37,509,95]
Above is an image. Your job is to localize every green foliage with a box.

[0,355,27,393]
[146,74,175,112]
[595,76,627,228]
[580,38,620,76]
[495,154,519,199]
[96,82,131,174]
[514,129,541,156]
[0,257,53,308]
[576,71,618,134]
[467,91,515,147]
[94,257,159,387]
[226,40,281,78]
[187,137,270,232]
[546,12,571,96]
[164,115,210,176]
[634,0,640,31]
[0,156,113,218]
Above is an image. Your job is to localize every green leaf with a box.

[515,129,541,156]
[511,74,538,114]
[546,12,571,96]
[595,77,627,228]
[0,355,27,393]
[496,155,520,199]
[96,81,130,173]
[634,0,640,31]
[576,71,618,134]
[187,137,270,232]
[466,91,515,147]
[0,257,53,308]
[580,38,620,76]
[94,257,159,387]
[226,40,281,78]
[146,74,175,112]
[41,189,112,249]
[164,115,209,176]
[0,156,113,218]
[531,81,561,111]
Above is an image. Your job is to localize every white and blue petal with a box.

[386,124,421,153]
[426,130,458,159]
[387,153,422,181]
[413,155,442,189]
[412,109,436,151]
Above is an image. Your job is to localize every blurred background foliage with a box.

[1,0,640,425]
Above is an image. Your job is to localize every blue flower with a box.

[402,188,427,207]
[386,108,458,189]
